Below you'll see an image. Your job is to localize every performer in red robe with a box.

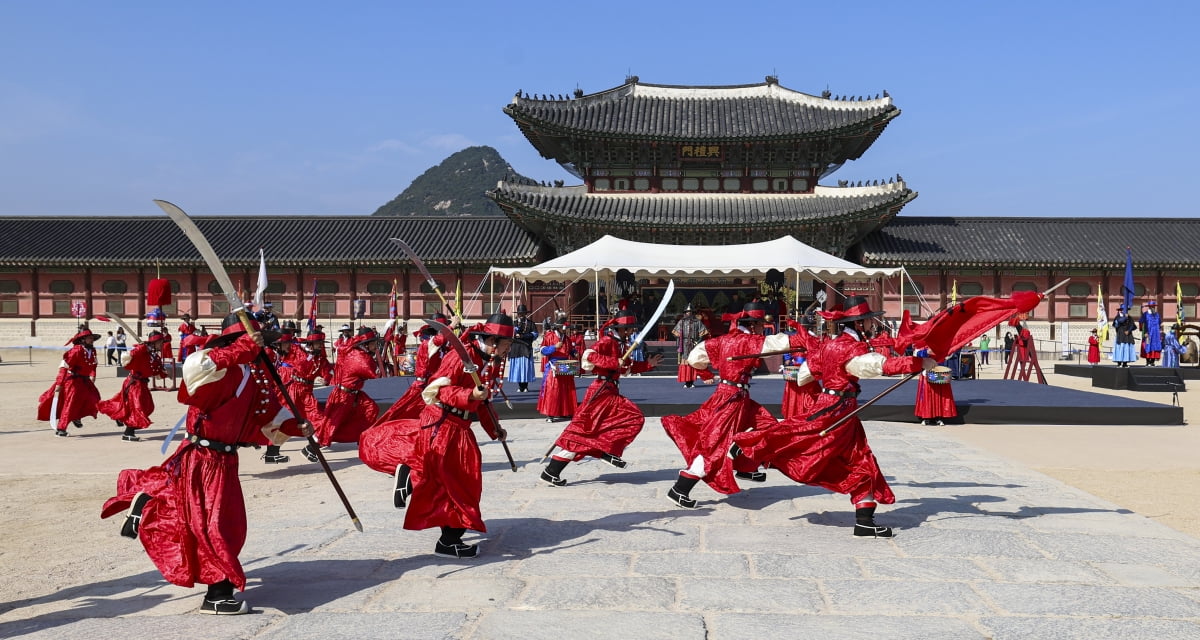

[536,322,579,421]
[270,332,336,465]
[160,327,174,361]
[660,302,804,508]
[100,315,311,614]
[359,315,454,485]
[393,313,513,558]
[914,361,957,426]
[540,310,663,486]
[304,326,381,460]
[98,331,166,441]
[38,328,102,436]
[1087,328,1101,364]
[733,296,934,538]
[177,313,197,359]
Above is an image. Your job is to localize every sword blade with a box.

[155,200,244,311]
[623,280,674,359]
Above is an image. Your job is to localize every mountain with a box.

[371,146,538,216]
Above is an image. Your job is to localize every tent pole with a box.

[594,270,601,333]
[899,267,906,320]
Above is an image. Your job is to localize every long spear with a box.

[155,199,363,532]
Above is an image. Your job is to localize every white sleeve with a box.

[581,349,598,371]
[761,333,791,353]
[181,349,229,395]
[685,341,711,369]
[845,352,887,379]
[421,376,453,405]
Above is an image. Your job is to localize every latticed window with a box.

[365,280,393,294]
[49,280,74,294]
[0,279,19,294]
[1066,283,1091,298]
[1012,282,1037,292]
[266,280,286,294]
[1068,303,1088,318]
[958,282,984,297]
[106,299,125,314]
[101,280,128,294]
[315,280,339,295]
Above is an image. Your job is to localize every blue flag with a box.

[1121,247,1134,312]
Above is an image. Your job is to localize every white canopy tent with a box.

[487,235,906,326]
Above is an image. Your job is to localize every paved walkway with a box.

[4,417,1200,639]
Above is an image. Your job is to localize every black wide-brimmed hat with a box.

[206,313,281,348]
[827,295,884,323]
[469,313,516,339]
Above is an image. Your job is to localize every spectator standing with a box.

[115,327,127,360]
[979,334,991,366]
[105,331,118,366]
[1003,331,1014,364]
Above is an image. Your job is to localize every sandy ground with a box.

[0,346,1196,608]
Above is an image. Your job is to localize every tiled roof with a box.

[505,79,898,142]
[0,216,541,267]
[488,182,917,228]
[859,217,1200,268]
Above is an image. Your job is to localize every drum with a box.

[927,366,952,384]
[398,357,415,375]
[553,359,580,376]
[782,366,802,382]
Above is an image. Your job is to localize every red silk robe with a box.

[914,373,958,420]
[37,344,100,431]
[401,345,503,533]
[100,335,301,590]
[97,343,160,429]
[551,331,654,461]
[662,330,800,495]
[537,328,579,418]
[735,330,925,504]
[374,334,446,425]
[317,346,379,446]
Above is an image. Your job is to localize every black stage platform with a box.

[317,373,1183,426]
[1054,364,1192,394]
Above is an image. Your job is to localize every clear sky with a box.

[1,1,1197,217]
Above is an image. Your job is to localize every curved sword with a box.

[390,238,460,318]
[622,280,675,361]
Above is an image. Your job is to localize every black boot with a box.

[201,579,248,615]
[120,492,151,539]
[667,474,700,509]
[519,383,528,393]
[601,452,627,468]
[735,470,767,482]
[72,420,83,429]
[541,458,569,486]
[434,526,477,558]
[122,426,140,442]
[393,464,412,508]
[262,445,288,463]
[854,505,894,538]
[301,444,320,463]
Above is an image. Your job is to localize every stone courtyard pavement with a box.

[3,417,1199,639]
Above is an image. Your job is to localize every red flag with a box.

[895,291,1042,361]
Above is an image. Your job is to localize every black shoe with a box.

[667,488,697,509]
[518,384,528,393]
[434,540,479,559]
[262,454,289,463]
[550,416,572,423]
[393,465,412,508]
[301,444,320,463]
[72,420,83,429]
[540,469,567,487]
[683,382,693,388]
[115,420,125,427]
[199,597,249,615]
[601,453,627,469]
[735,471,767,483]
[122,434,141,442]
[935,419,946,426]
[853,523,894,538]
[54,429,68,438]
[120,492,150,539]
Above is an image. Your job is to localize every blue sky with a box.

[1,1,1197,217]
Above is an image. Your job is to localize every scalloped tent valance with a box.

[489,234,899,281]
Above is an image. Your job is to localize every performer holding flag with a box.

[734,289,1046,538]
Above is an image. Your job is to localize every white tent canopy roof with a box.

[489,235,898,280]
